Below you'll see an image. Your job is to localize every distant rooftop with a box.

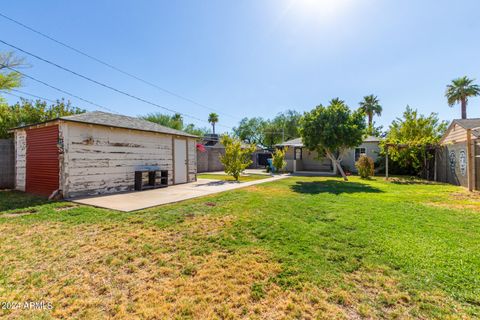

[12,111,198,138]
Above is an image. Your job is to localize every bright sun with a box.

[290,0,352,19]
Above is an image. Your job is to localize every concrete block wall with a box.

[197,148,225,173]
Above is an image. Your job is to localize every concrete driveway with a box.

[72,175,288,212]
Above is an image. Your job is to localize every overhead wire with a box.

[0,39,232,129]
[0,11,241,121]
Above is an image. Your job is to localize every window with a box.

[355,147,366,161]
[294,147,302,160]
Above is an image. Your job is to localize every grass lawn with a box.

[1,177,480,319]
[198,173,270,182]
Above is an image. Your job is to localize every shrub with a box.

[220,135,256,181]
[355,155,374,179]
[272,147,288,173]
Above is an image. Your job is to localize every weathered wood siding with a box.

[188,138,197,182]
[62,122,178,198]
[442,124,468,144]
[14,130,26,191]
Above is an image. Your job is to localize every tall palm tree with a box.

[445,76,480,119]
[208,112,219,134]
[358,95,382,127]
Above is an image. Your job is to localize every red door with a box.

[26,125,60,196]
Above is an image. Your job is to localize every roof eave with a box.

[8,117,199,138]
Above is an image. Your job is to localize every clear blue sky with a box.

[1,0,480,133]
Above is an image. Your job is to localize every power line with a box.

[3,90,58,105]
[2,65,118,113]
[2,90,27,101]
[10,89,57,103]
[0,11,240,120]
[0,39,232,129]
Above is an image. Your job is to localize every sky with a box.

[1,0,480,134]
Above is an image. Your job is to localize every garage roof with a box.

[12,111,199,138]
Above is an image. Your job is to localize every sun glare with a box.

[290,0,352,20]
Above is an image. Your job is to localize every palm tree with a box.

[330,97,345,106]
[208,112,219,134]
[358,95,382,127]
[445,76,480,119]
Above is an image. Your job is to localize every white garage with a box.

[12,111,198,198]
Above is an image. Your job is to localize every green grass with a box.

[197,173,269,182]
[0,177,479,318]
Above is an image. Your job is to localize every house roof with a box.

[451,118,480,130]
[11,111,199,138]
[276,138,303,147]
[276,136,380,147]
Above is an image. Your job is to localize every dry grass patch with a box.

[427,190,480,212]
[0,219,342,319]
[1,218,464,319]
[2,177,480,319]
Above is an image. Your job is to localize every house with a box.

[276,136,381,173]
[435,119,479,190]
[11,111,198,198]
[196,134,268,172]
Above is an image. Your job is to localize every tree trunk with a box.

[212,123,216,134]
[326,150,348,181]
[368,113,373,127]
[461,98,467,119]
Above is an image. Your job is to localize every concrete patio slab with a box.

[72,175,288,212]
[201,169,270,176]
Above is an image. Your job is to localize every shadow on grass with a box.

[389,177,436,185]
[0,190,50,212]
[291,180,383,195]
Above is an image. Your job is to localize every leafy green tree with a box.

[445,76,480,119]
[272,147,288,173]
[208,112,219,134]
[264,110,302,147]
[358,94,382,132]
[382,106,447,174]
[233,117,267,146]
[0,52,24,91]
[141,112,183,130]
[234,110,302,148]
[0,98,85,138]
[183,123,209,136]
[300,98,366,181]
[220,135,256,181]
[140,112,208,136]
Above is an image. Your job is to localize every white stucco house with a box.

[276,136,381,174]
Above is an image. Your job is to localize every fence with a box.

[435,141,478,190]
[0,139,14,189]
